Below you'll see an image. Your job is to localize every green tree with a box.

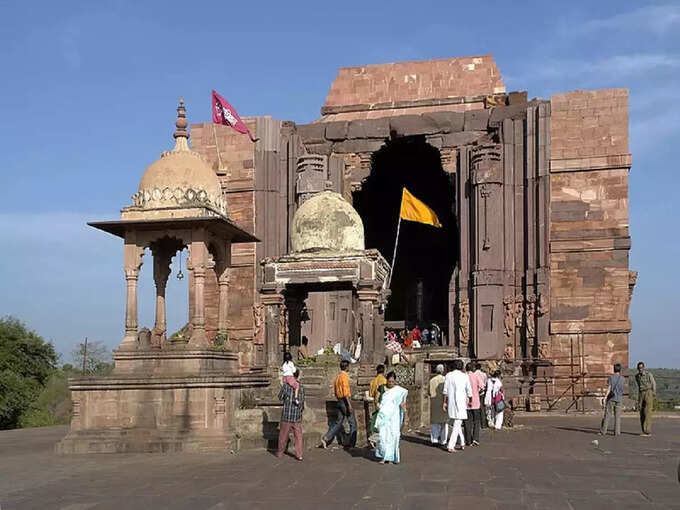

[0,316,58,429]
[70,340,112,375]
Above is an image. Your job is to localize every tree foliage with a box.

[0,316,58,429]
[71,340,112,375]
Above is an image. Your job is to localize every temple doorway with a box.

[352,136,457,332]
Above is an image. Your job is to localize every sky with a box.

[0,0,678,367]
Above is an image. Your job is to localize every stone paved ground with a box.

[1,415,678,510]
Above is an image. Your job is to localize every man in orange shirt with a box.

[320,360,357,449]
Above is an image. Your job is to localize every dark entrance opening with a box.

[352,136,457,330]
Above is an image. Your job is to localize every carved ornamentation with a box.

[457,299,470,345]
[514,296,524,329]
[504,344,515,361]
[538,341,551,360]
[537,293,548,317]
[278,304,288,345]
[470,144,502,184]
[503,296,515,337]
[253,303,264,343]
[526,295,536,338]
[214,397,226,415]
[132,186,228,216]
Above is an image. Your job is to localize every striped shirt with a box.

[278,382,304,422]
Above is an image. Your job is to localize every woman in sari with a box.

[375,371,408,464]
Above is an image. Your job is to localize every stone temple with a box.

[58,55,635,452]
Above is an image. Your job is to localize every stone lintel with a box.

[320,93,497,116]
[550,320,632,334]
[550,154,632,173]
[550,236,631,253]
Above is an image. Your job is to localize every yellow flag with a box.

[399,188,442,227]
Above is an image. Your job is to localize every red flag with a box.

[211,90,258,142]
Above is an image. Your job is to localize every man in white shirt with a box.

[442,359,472,452]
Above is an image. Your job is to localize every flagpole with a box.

[387,214,402,290]
[211,123,224,170]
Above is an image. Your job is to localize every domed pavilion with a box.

[90,99,257,352]
[261,180,389,364]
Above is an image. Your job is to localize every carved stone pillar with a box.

[262,292,284,367]
[357,289,382,363]
[120,240,143,351]
[151,250,172,349]
[284,292,306,359]
[470,145,505,359]
[188,239,208,348]
[217,271,230,335]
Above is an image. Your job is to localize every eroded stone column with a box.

[357,289,381,363]
[120,241,143,351]
[188,239,208,349]
[261,293,284,367]
[152,250,172,348]
[216,241,232,336]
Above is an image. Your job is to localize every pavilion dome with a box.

[131,99,227,216]
[291,191,365,253]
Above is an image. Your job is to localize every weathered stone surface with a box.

[463,108,490,131]
[332,139,385,153]
[388,114,439,136]
[304,142,333,155]
[297,123,326,144]
[324,121,348,141]
[347,119,389,139]
[423,111,465,133]
[441,131,483,147]
[488,103,528,126]
[323,55,506,109]
[508,90,528,104]
[291,191,364,252]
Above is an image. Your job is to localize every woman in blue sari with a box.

[375,371,408,464]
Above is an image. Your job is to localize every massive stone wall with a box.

[549,89,634,388]
[320,55,506,121]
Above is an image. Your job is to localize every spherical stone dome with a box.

[291,191,365,253]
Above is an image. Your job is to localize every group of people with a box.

[600,361,658,437]
[384,323,442,350]
[276,352,659,463]
[428,360,505,452]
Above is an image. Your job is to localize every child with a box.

[281,351,300,405]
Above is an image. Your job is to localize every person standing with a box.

[600,363,624,436]
[277,369,304,460]
[368,364,388,447]
[443,359,472,452]
[484,370,505,430]
[320,360,357,448]
[474,362,489,429]
[464,362,482,446]
[375,371,408,464]
[429,364,448,447]
[369,364,387,401]
[635,361,657,437]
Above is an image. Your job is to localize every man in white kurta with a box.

[442,359,472,451]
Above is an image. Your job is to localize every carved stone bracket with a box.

[457,298,470,347]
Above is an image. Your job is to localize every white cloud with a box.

[538,53,680,80]
[576,4,680,36]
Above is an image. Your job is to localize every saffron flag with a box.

[211,90,258,142]
[399,188,442,227]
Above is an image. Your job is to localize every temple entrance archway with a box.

[352,137,457,333]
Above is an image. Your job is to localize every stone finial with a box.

[173,97,189,151]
